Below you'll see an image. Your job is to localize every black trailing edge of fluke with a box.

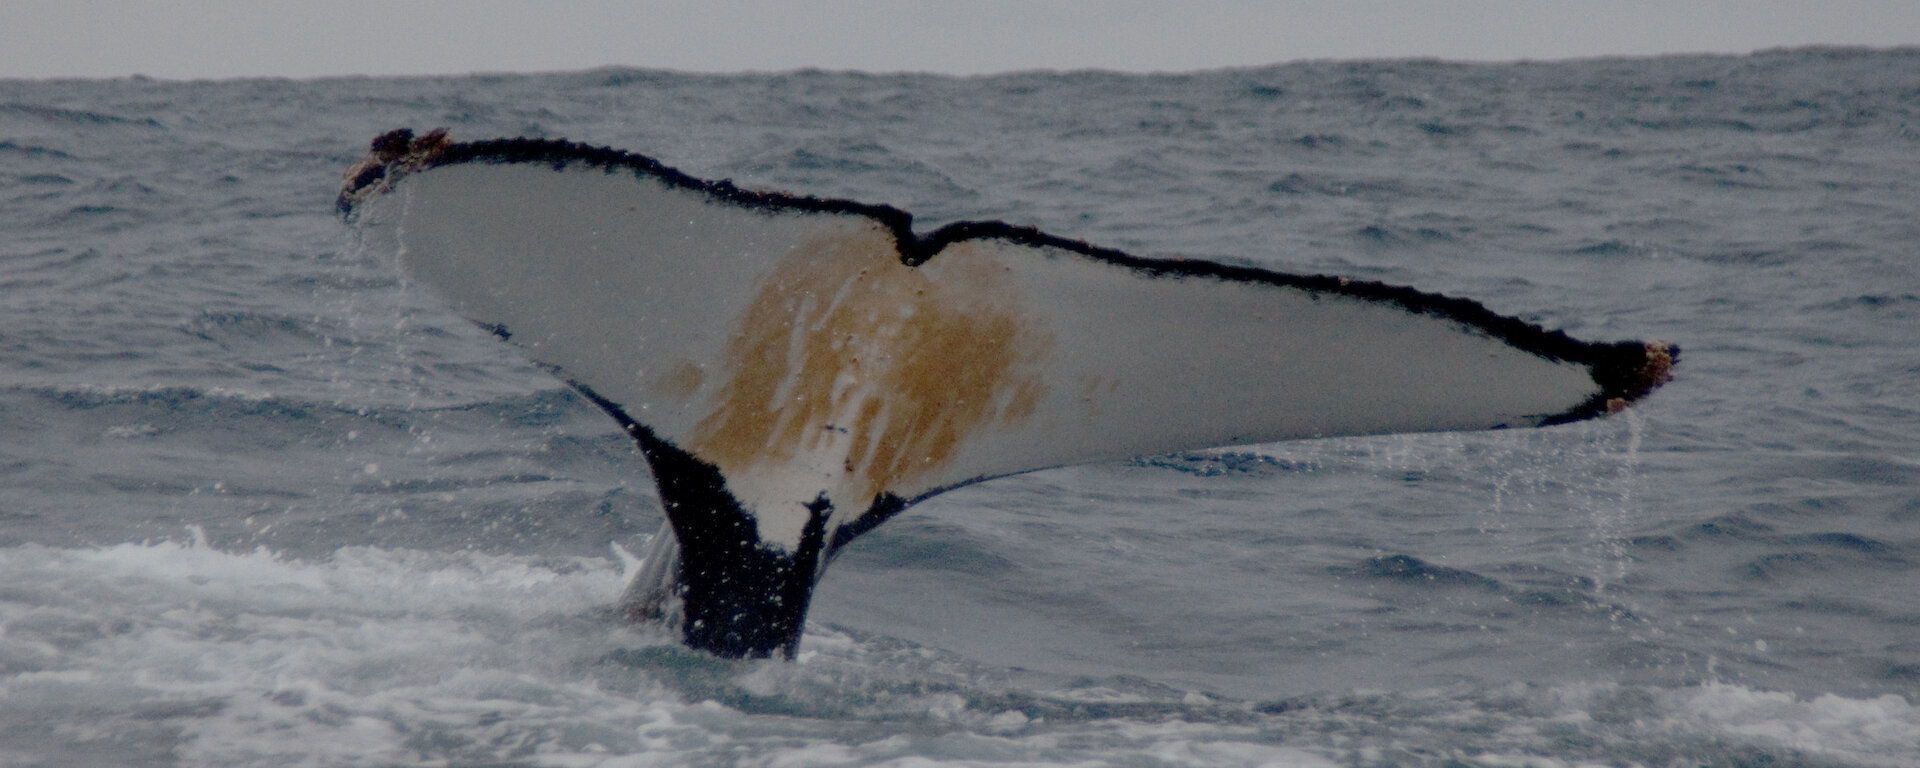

[340,128,1675,659]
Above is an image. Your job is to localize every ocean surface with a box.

[3,48,1919,767]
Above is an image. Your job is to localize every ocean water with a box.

[3,48,1918,766]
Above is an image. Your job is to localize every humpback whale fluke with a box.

[339,128,1676,660]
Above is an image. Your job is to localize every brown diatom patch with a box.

[1608,340,1678,413]
[1639,341,1677,390]
[656,360,705,402]
[338,127,453,211]
[689,227,1049,502]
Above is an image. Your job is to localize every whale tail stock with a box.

[339,128,1676,660]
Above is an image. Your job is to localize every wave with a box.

[0,538,1912,767]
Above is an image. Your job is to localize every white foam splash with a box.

[1,539,1913,767]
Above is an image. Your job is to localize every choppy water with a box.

[3,48,1919,766]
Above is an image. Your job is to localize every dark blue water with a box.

[2,48,1918,766]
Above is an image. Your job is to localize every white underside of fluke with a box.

[347,144,1661,557]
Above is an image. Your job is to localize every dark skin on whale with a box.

[339,128,1676,660]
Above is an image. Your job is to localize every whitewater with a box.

[2,48,1918,766]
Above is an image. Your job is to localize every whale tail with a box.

[340,128,1675,659]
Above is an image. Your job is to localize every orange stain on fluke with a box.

[690,227,1050,503]
[655,360,705,402]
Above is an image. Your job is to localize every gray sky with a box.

[5,0,1918,80]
